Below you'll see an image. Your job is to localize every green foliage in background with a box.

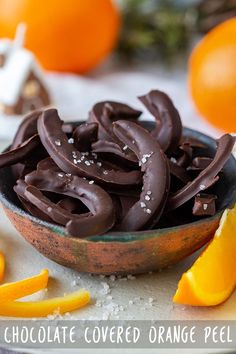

[117,0,236,62]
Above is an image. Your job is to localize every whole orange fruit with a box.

[189,18,236,132]
[0,0,120,73]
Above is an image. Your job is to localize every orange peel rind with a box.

[173,205,236,306]
[0,289,90,317]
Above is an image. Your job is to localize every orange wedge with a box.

[173,205,236,306]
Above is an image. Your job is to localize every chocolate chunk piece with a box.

[138,90,182,154]
[192,193,217,216]
[167,134,235,211]
[113,120,170,231]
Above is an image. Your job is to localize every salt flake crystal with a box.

[85,161,91,166]
[97,162,102,167]
[145,195,151,201]
[147,191,152,195]
[123,145,128,151]
[146,208,152,214]
[103,170,108,175]
[68,138,74,144]
[58,173,64,178]
[203,203,208,210]
[200,184,206,190]
[141,157,147,164]
[140,202,146,208]
[89,180,94,185]
[55,139,61,146]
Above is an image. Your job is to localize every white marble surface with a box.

[0,66,235,327]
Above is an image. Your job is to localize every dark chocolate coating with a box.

[89,101,142,141]
[0,135,40,168]
[12,110,41,149]
[167,134,235,210]
[89,101,141,163]
[190,157,213,170]
[72,123,98,151]
[138,90,182,154]
[169,160,190,184]
[37,109,142,187]
[24,166,115,237]
[14,179,54,223]
[176,143,192,168]
[113,120,170,231]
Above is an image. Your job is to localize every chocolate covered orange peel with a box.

[173,203,236,306]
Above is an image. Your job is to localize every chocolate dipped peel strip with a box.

[14,179,55,223]
[167,134,235,211]
[72,122,98,152]
[139,90,182,154]
[37,109,142,188]
[89,101,141,163]
[169,160,191,184]
[24,164,115,237]
[12,110,42,149]
[89,101,142,142]
[113,120,170,231]
[0,135,40,168]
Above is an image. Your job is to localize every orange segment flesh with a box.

[0,289,90,317]
[0,252,5,282]
[0,269,49,302]
[173,205,236,306]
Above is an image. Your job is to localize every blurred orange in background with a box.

[0,0,120,73]
[189,17,236,132]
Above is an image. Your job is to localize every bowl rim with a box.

[0,126,236,244]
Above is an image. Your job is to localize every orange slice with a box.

[173,205,236,306]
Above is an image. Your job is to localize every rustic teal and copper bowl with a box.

[0,123,236,275]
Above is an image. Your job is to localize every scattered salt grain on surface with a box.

[55,139,61,146]
[68,138,74,144]
[89,180,94,184]
[109,275,116,282]
[100,282,111,295]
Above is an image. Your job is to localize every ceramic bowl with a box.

[0,123,236,275]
